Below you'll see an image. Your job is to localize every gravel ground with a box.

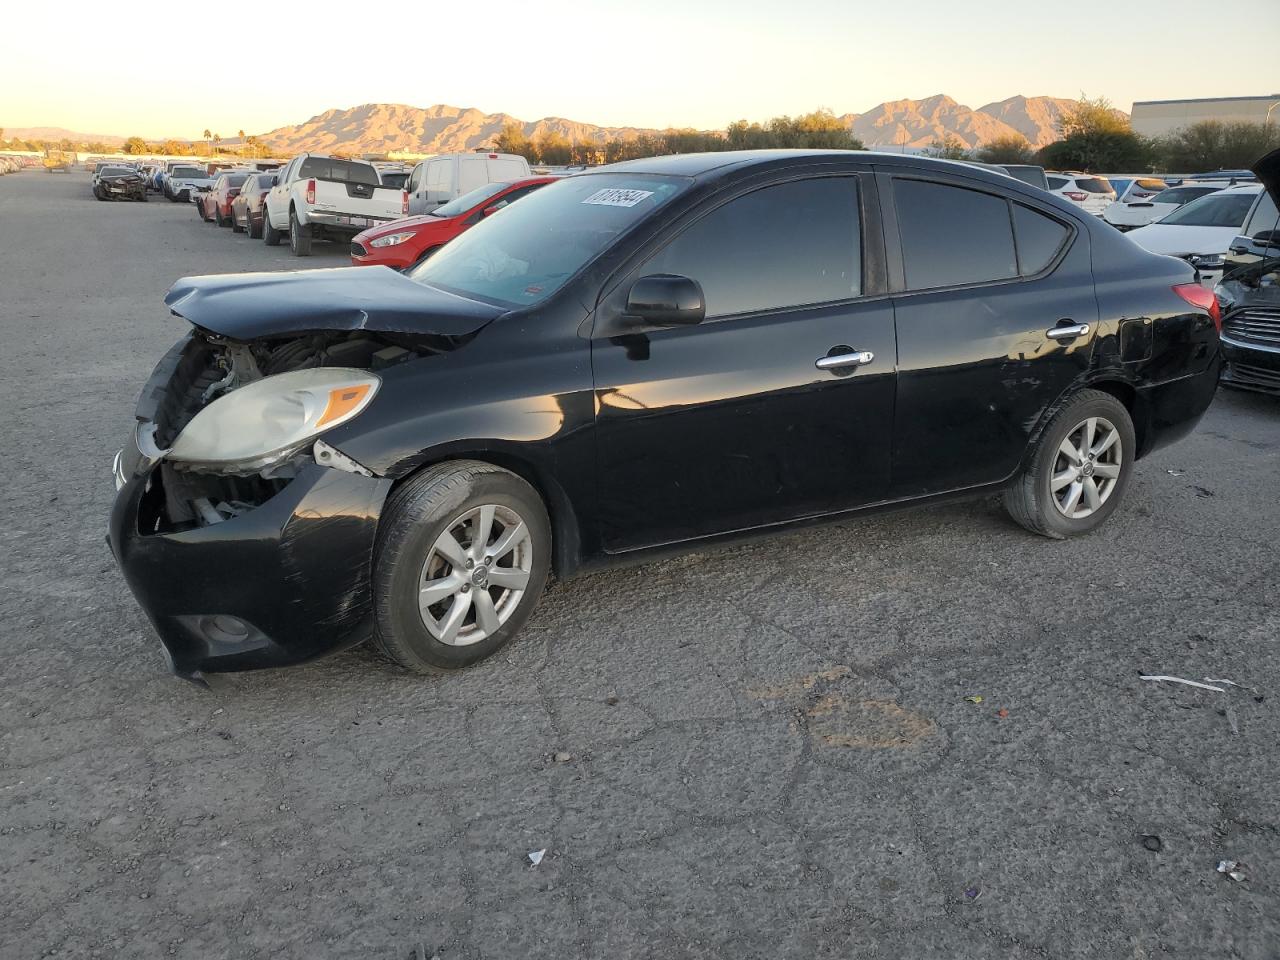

[2,168,1279,959]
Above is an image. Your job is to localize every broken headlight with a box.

[168,368,380,472]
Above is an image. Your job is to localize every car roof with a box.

[595,149,1049,192]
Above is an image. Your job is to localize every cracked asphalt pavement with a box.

[2,169,1279,959]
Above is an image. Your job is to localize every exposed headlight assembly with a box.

[168,368,380,473]
[369,231,417,248]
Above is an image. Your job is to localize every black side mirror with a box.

[625,274,705,326]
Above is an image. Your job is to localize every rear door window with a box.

[643,177,863,317]
[894,179,1017,290]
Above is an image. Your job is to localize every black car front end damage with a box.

[109,268,501,678]
[1217,257,1280,395]
[96,172,148,201]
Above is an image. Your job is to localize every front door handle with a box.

[816,349,874,370]
[1046,322,1090,340]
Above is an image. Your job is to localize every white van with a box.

[405,152,531,215]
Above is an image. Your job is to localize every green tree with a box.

[123,136,149,155]
[1039,95,1152,172]
[1154,121,1280,172]
[926,134,969,160]
[495,122,533,160]
[977,134,1035,164]
[532,131,572,165]
[212,133,222,154]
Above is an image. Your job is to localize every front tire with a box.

[1004,389,1135,539]
[372,461,551,673]
[289,209,312,256]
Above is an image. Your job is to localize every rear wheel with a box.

[289,209,312,256]
[231,208,244,232]
[1004,389,1135,539]
[248,211,264,239]
[215,206,227,227]
[372,461,551,673]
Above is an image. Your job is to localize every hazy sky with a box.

[2,0,1274,139]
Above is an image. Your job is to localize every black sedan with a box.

[94,165,148,202]
[109,150,1223,681]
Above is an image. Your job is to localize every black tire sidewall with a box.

[374,469,551,671]
[1033,394,1136,538]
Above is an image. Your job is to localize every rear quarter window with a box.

[1012,204,1070,275]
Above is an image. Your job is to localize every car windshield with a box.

[1159,191,1258,227]
[297,157,381,185]
[171,167,203,178]
[100,167,133,176]
[1149,186,1217,205]
[431,181,514,218]
[407,174,689,307]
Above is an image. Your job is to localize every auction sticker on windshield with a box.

[582,188,654,207]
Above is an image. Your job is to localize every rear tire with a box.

[1003,389,1135,539]
[372,461,551,673]
[248,213,263,239]
[263,209,282,245]
[231,209,244,233]
[215,207,227,227]
[289,209,312,256]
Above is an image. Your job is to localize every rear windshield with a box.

[1075,177,1113,194]
[408,174,689,307]
[432,181,512,218]
[1047,176,1069,190]
[1150,186,1217,205]
[297,157,380,185]
[1159,191,1258,228]
[379,171,409,189]
[225,173,251,187]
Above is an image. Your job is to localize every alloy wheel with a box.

[417,504,532,646]
[1051,416,1122,519]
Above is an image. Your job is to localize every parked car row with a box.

[185,151,546,262]
[0,155,28,174]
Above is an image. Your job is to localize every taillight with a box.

[1173,282,1221,332]
[402,190,409,215]
[1065,191,1088,202]
[305,178,315,204]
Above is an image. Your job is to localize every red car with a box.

[350,176,559,269]
[230,172,278,238]
[197,171,254,226]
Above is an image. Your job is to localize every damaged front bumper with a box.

[108,439,392,679]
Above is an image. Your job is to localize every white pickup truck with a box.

[264,154,407,256]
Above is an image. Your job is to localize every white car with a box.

[1103,183,1224,231]
[405,152,532,215]
[1046,173,1117,215]
[1126,184,1264,287]
[264,153,407,256]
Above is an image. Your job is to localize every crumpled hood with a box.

[164,266,504,340]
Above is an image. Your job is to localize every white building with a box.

[1130,95,1280,137]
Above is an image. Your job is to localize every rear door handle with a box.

[816,349,874,370]
[1046,322,1090,340]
